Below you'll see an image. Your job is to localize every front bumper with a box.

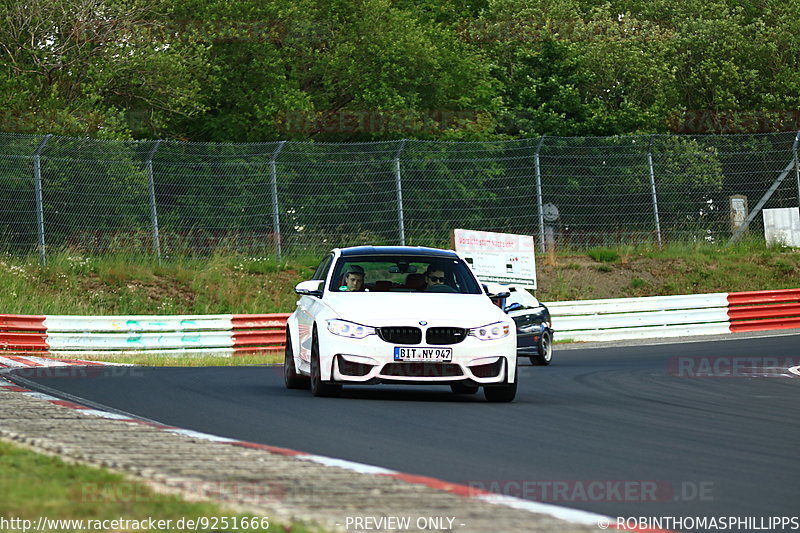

[318,331,517,385]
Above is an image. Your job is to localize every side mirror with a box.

[295,280,323,297]
[504,302,523,313]
[485,289,511,300]
[482,282,510,300]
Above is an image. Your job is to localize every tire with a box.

[484,367,517,403]
[310,332,342,398]
[450,382,479,395]
[530,330,553,366]
[284,329,310,389]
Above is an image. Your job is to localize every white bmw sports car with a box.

[284,246,518,402]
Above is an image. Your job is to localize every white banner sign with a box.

[451,229,537,288]
[763,207,800,247]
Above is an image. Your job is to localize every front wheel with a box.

[484,376,517,403]
[310,333,342,398]
[530,330,553,366]
[284,329,310,389]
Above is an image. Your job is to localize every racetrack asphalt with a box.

[15,334,800,527]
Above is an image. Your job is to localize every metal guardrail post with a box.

[394,139,407,246]
[648,135,663,246]
[33,134,52,265]
[534,136,546,253]
[270,141,286,258]
[795,131,800,210]
[728,133,800,246]
[146,140,162,262]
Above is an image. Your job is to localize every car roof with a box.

[337,246,460,259]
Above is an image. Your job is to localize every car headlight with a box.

[469,321,512,341]
[326,319,376,339]
[518,323,545,334]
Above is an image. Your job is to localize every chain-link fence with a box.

[1,131,799,260]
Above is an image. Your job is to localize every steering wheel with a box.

[425,284,457,293]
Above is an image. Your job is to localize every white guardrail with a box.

[2,289,799,355]
[45,316,236,352]
[547,293,732,342]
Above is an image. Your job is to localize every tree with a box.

[172,0,499,141]
[0,0,211,138]
[478,0,676,136]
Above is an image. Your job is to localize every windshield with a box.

[329,255,482,294]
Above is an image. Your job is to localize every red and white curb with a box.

[0,356,670,533]
[0,354,120,368]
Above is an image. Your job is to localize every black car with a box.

[486,284,553,366]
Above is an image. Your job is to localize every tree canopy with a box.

[1,0,798,141]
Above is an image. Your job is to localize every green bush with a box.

[588,248,620,263]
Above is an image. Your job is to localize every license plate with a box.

[394,346,453,362]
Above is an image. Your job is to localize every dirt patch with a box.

[537,255,688,301]
[81,274,196,310]
[134,276,196,307]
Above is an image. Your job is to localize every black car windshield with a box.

[329,255,482,294]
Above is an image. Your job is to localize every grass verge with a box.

[0,439,318,532]
[0,251,318,315]
[538,238,800,301]
[0,240,798,315]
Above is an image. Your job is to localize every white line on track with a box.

[298,455,398,475]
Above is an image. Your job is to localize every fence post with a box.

[33,134,52,265]
[795,131,800,209]
[146,140,162,262]
[534,136,546,253]
[728,136,799,246]
[394,139,407,245]
[647,135,663,246]
[270,141,286,258]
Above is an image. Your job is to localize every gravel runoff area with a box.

[0,369,629,533]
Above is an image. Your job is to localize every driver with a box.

[423,264,447,290]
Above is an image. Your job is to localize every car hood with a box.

[325,293,508,328]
